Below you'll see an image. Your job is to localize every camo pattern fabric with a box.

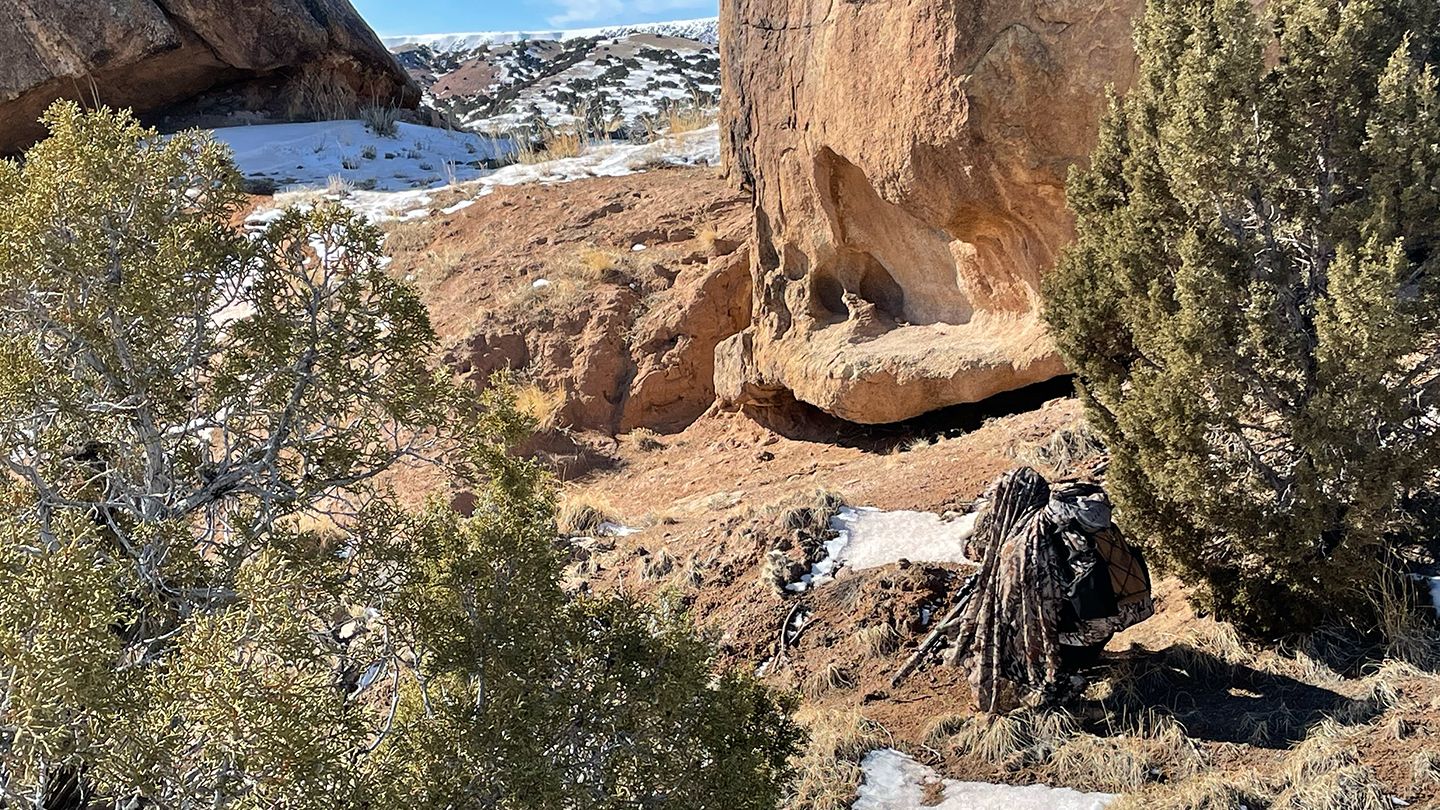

[943,468,1067,713]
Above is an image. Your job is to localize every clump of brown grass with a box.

[789,708,889,810]
[360,104,399,137]
[287,68,354,121]
[1046,734,1151,791]
[557,492,615,537]
[1012,422,1107,478]
[1272,721,1389,810]
[1047,713,1204,792]
[640,93,716,140]
[513,124,586,164]
[577,246,620,277]
[697,225,719,255]
[760,550,804,596]
[502,247,632,318]
[1410,750,1440,793]
[802,663,857,698]
[627,428,664,452]
[852,623,900,660]
[1369,565,1440,668]
[514,382,566,432]
[936,710,1075,766]
[922,714,970,748]
[639,548,675,581]
[673,558,705,588]
[768,488,847,565]
[664,99,716,135]
[1111,773,1269,810]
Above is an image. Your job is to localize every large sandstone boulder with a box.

[716,0,1142,424]
[0,0,418,154]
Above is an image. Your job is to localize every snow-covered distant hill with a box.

[388,20,720,136]
[382,17,719,52]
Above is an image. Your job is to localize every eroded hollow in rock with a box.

[809,249,906,324]
[812,147,974,326]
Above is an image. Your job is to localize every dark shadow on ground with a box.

[741,375,1079,453]
[1078,644,1377,749]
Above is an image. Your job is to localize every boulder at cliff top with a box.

[716,0,1142,424]
[0,0,418,154]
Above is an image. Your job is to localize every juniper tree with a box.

[0,103,799,808]
[1045,0,1440,635]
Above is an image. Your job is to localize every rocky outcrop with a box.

[716,0,1142,424]
[622,247,752,432]
[0,0,418,154]
[447,249,752,437]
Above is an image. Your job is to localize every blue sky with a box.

[354,0,717,36]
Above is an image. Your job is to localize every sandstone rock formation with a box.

[716,0,1143,424]
[447,248,752,438]
[0,0,418,154]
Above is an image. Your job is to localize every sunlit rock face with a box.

[716,0,1143,423]
[0,0,418,154]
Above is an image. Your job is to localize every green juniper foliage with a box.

[1046,0,1440,635]
[0,103,800,808]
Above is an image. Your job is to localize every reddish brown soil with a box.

[386,166,749,345]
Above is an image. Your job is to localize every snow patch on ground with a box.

[785,532,849,593]
[856,749,1115,810]
[236,125,719,227]
[786,506,977,592]
[836,508,978,572]
[213,120,508,192]
[475,126,719,192]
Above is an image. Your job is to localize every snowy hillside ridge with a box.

[212,120,508,193]
[382,17,719,52]
[392,31,719,137]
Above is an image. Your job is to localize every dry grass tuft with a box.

[663,101,716,135]
[1111,773,1269,810]
[802,663,857,698]
[513,124,586,164]
[1410,750,1440,792]
[639,548,676,581]
[761,550,805,596]
[1369,570,1440,668]
[768,488,847,564]
[502,247,631,318]
[789,708,889,810]
[921,714,970,749]
[287,68,354,120]
[556,492,616,537]
[576,246,624,280]
[933,710,1076,766]
[1047,712,1205,793]
[1012,422,1107,477]
[360,104,399,138]
[627,428,665,452]
[697,225,719,254]
[851,623,901,660]
[1273,722,1388,810]
[514,383,566,431]
[1046,734,1150,792]
[326,174,354,196]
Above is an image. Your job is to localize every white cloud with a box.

[546,0,710,26]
